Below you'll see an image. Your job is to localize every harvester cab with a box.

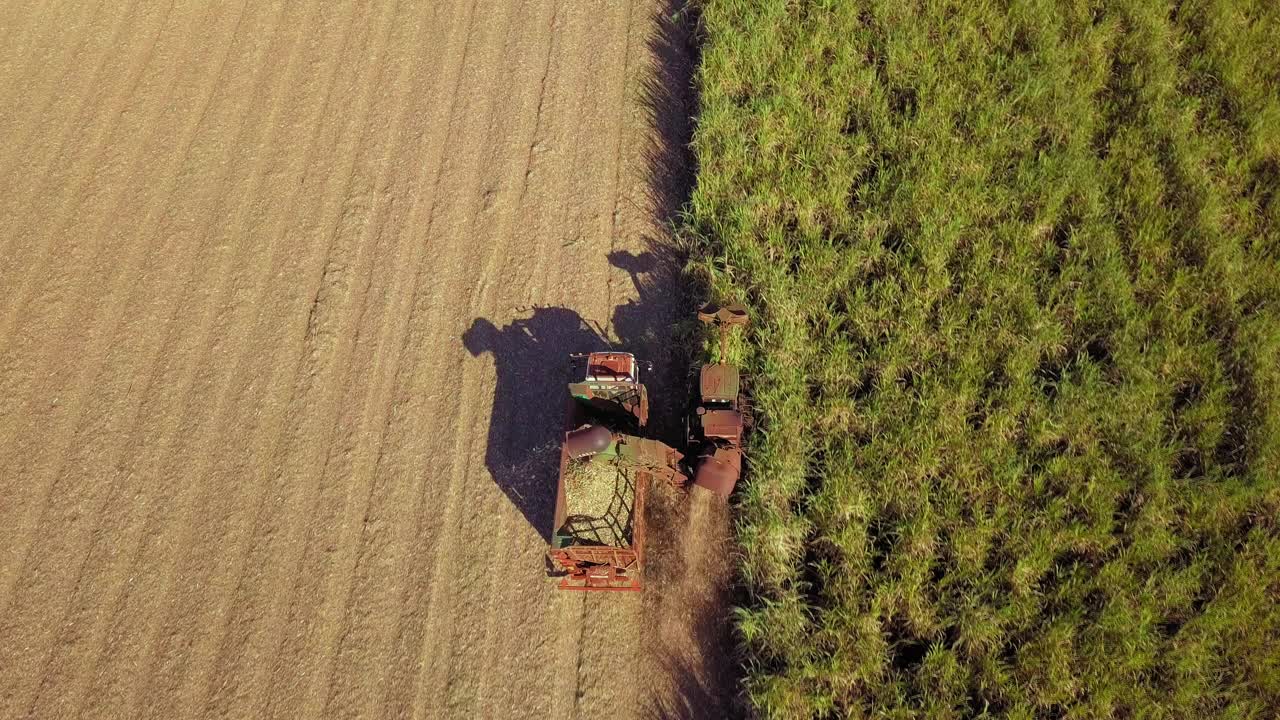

[688,302,750,499]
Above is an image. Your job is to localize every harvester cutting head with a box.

[698,302,749,363]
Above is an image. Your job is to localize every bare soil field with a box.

[0,1,735,718]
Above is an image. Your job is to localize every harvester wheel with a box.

[738,388,755,427]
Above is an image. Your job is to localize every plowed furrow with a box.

[0,2,734,718]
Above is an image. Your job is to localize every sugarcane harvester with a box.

[686,303,750,499]
[547,304,750,591]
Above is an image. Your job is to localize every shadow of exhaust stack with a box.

[607,248,657,289]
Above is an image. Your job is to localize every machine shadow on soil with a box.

[461,249,683,545]
[463,307,606,543]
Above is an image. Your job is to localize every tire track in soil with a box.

[194,3,437,718]
[0,2,737,718]
[0,0,53,80]
[402,0,576,714]
[0,0,146,242]
[0,0,251,649]
[52,1,353,709]
[0,0,253,612]
[259,2,475,717]
[22,3,362,718]
[368,2,559,717]
[0,2,292,713]
[409,0,589,713]
[86,2,354,717]
[190,3,453,718]
[431,0,593,710]
[0,0,95,170]
[0,0,197,611]
[74,2,396,716]
[318,3,521,717]
[115,2,405,716]
[0,0,144,306]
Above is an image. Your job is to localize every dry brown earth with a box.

[0,1,736,717]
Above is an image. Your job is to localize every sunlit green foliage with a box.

[687,0,1280,717]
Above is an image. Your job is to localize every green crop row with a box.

[684,0,1280,716]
